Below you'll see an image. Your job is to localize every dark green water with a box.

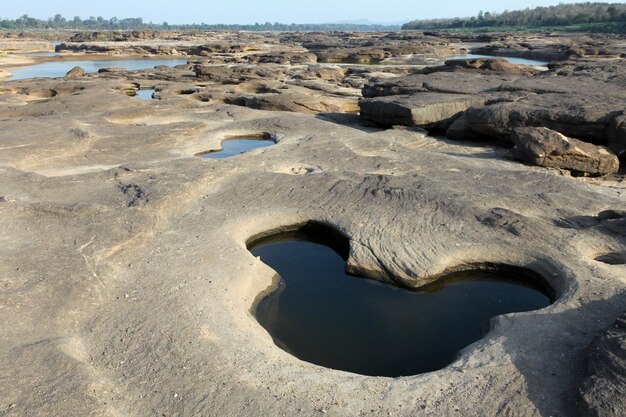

[250,230,553,377]
[197,137,274,159]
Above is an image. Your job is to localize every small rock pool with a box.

[134,89,155,100]
[249,225,554,377]
[196,135,275,159]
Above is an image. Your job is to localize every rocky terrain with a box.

[0,30,624,417]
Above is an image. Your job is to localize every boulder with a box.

[459,94,624,144]
[359,93,487,127]
[65,66,85,78]
[511,127,619,176]
[225,92,358,114]
[580,312,626,417]
[362,70,523,98]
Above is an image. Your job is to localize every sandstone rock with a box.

[97,68,128,74]
[608,115,626,160]
[250,51,317,65]
[580,312,626,417]
[193,64,288,84]
[511,127,619,176]
[0,68,11,79]
[443,58,537,75]
[314,47,390,64]
[65,66,85,78]
[68,31,163,43]
[290,65,346,81]
[225,91,358,114]
[0,41,54,53]
[460,94,624,144]
[359,93,487,127]
[362,72,518,98]
[471,43,573,62]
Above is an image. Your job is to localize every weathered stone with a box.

[97,67,128,74]
[0,40,54,53]
[359,93,487,127]
[511,127,619,175]
[471,43,574,62]
[65,66,85,78]
[362,71,517,98]
[580,313,626,417]
[443,57,538,75]
[461,94,624,144]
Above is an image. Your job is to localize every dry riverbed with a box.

[0,30,625,417]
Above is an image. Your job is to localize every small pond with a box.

[447,54,548,67]
[5,58,188,81]
[197,135,275,159]
[249,226,554,377]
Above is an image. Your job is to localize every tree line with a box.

[0,15,399,32]
[402,2,626,30]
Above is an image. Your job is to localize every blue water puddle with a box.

[447,54,548,67]
[197,137,275,159]
[6,58,188,81]
[135,89,155,100]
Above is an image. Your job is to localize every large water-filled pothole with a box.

[248,223,555,377]
[196,134,275,159]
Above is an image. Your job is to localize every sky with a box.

[2,0,624,25]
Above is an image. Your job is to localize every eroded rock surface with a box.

[0,29,625,417]
[580,312,626,417]
[65,66,85,78]
[511,127,619,176]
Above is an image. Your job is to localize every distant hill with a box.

[402,2,626,32]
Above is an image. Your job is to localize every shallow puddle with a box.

[5,58,188,81]
[447,54,548,67]
[249,227,554,377]
[197,136,274,159]
[135,89,155,100]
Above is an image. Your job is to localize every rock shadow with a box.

[314,112,387,133]
[501,290,626,417]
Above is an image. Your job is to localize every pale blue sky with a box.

[2,0,622,24]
